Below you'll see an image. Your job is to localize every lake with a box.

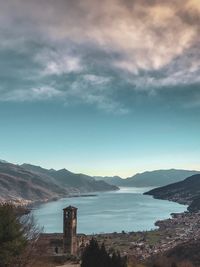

[32,187,187,234]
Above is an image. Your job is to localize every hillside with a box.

[145,174,200,212]
[0,162,118,204]
[94,176,125,186]
[166,239,200,266]
[95,169,199,187]
[22,163,118,193]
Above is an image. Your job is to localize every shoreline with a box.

[40,211,200,261]
[2,187,190,236]
[1,192,100,210]
[7,187,198,261]
[144,192,191,212]
[32,188,188,235]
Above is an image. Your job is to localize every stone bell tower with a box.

[63,206,78,255]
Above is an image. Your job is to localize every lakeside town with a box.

[93,211,200,261]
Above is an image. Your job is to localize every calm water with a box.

[32,187,187,234]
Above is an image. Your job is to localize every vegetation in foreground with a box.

[81,238,127,267]
[0,203,41,267]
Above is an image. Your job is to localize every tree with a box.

[81,238,100,267]
[81,238,127,267]
[100,243,111,267]
[0,203,41,267]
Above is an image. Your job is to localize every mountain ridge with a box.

[0,161,118,204]
[1,160,200,207]
[94,169,200,187]
[145,174,200,212]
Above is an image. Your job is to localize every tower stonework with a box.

[63,206,77,255]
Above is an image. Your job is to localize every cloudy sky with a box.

[0,0,200,177]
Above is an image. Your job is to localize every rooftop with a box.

[63,205,78,211]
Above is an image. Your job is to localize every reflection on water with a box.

[32,187,187,234]
[115,186,155,194]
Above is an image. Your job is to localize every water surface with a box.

[32,187,187,234]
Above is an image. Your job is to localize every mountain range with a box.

[94,169,199,187]
[0,161,118,204]
[145,174,200,212]
[1,159,199,206]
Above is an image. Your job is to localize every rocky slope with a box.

[0,161,118,204]
[145,174,200,212]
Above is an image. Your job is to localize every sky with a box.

[0,0,200,177]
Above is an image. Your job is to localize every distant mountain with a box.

[22,164,117,193]
[94,169,200,187]
[0,161,118,204]
[1,160,199,206]
[0,162,65,203]
[94,176,125,186]
[0,159,8,163]
[124,169,200,187]
[145,174,200,212]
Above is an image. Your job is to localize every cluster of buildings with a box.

[0,197,32,206]
[125,211,200,260]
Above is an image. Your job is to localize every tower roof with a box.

[63,205,78,211]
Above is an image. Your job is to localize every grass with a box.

[145,231,162,246]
